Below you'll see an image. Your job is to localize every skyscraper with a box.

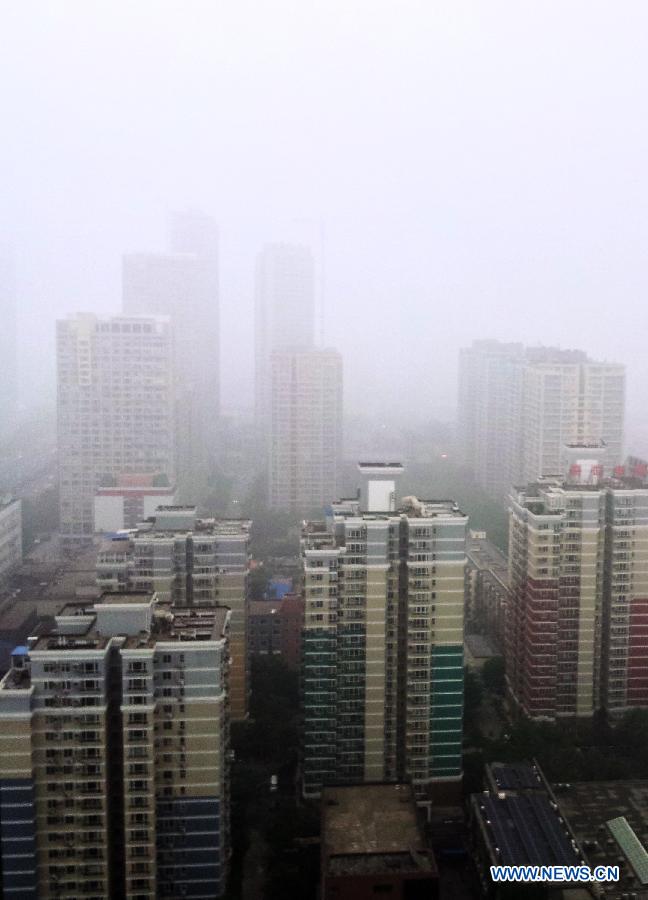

[123,212,219,498]
[521,350,625,484]
[457,342,625,497]
[254,243,315,430]
[97,506,251,720]
[301,464,467,799]
[0,592,231,898]
[507,451,648,720]
[57,314,175,544]
[268,347,343,511]
[457,340,525,498]
[0,246,17,437]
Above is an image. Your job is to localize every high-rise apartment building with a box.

[457,342,625,498]
[521,350,625,484]
[123,212,219,497]
[301,464,467,799]
[457,340,525,499]
[269,347,343,511]
[57,314,175,545]
[0,592,231,899]
[97,506,251,720]
[0,245,18,437]
[507,452,648,720]
[254,243,315,430]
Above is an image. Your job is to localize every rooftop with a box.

[1,594,229,690]
[556,781,648,899]
[474,762,581,874]
[321,783,436,877]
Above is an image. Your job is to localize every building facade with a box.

[94,474,176,532]
[301,464,467,798]
[521,351,625,484]
[254,243,315,431]
[458,340,525,499]
[0,592,231,899]
[269,347,343,511]
[464,531,509,650]
[97,507,250,720]
[248,593,304,669]
[57,314,175,545]
[507,457,648,719]
[0,497,22,586]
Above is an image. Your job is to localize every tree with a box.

[482,656,506,696]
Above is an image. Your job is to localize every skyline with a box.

[3,1,648,440]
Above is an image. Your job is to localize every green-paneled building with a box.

[301,464,467,798]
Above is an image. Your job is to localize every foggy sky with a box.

[2,1,648,444]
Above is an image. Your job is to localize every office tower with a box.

[457,342,626,497]
[521,350,625,483]
[0,592,231,899]
[123,212,219,498]
[457,340,525,498]
[57,314,175,545]
[268,347,343,511]
[507,452,648,720]
[0,246,17,437]
[0,497,22,585]
[97,506,251,720]
[301,463,467,799]
[254,243,315,429]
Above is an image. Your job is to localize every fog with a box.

[2,1,648,444]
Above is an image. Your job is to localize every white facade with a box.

[94,485,177,532]
[57,314,175,544]
[458,342,626,497]
[521,359,625,484]
[0,497,22,583]
[268,347,343,511]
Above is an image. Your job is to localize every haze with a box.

[2,0,648,445]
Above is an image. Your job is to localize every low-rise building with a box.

[321,783,438,900]
[93,473,176,532]
[249,592,304,668]
[465,531,509,651]
[471,762,583,898]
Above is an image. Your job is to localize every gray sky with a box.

[2,1,648,442]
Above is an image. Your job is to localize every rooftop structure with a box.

[321,783,437,900]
